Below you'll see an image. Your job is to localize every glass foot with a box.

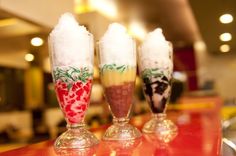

[103,119,142,141]
[142,114,178,143]
[54,125,99,150]
[54,145,98,156]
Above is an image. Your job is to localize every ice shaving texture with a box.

[48,13,93,68]
[139,28,173,72]
[100,23,136,66]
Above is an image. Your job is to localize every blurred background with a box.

[0,0,235,153]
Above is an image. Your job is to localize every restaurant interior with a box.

[0,0,235,155]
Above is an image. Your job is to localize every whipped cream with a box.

[99,23,136,66]
[48,13,93,68]
[139,28,173,72]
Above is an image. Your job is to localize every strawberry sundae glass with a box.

[48,13,98,150]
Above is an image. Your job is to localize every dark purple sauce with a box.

[143,76,171,113]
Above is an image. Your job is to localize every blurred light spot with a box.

[220,44,230,53]
[74,0,93,14]
[92,0,117,19]
[129,21,147,40]
[219,33,232,42]
[43,57,51,73]
[194,40,206,52]
[177,113,191,125]
[110,151,116,156]
[31,37,44,47]
[219,14,233,24]
[173,71,187,82]
[75,0,118,19]
[0,18,17,27]
[25,53,34,62]
[132,116,143,127]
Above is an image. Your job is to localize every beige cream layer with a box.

[101,68,136,87]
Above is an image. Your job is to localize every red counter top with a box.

[0,97,222,156]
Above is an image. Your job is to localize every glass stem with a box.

[152,113,167,121]
[113,117,129,126]
[66,122,86,130]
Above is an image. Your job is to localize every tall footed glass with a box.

[138,42,178,143]
[49,34,99,150]
[97,39,142,141]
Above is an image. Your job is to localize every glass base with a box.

[54,124,99,150]
[103,118,142,141]
[142,114,178,143]
[54,146,98,156]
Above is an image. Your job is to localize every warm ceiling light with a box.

[24,53,35,62]
[31,37,44,47]
[219,14,234,24]
[219,33,232,42]
[74,0,93,14]
[88,0,117,19]
[194,40,207,52]
[0,18,17,27]
[74,0,118,19]
[129,21,147,40]
[220,44,230,53]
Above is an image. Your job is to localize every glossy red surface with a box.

[0,97,222,156]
